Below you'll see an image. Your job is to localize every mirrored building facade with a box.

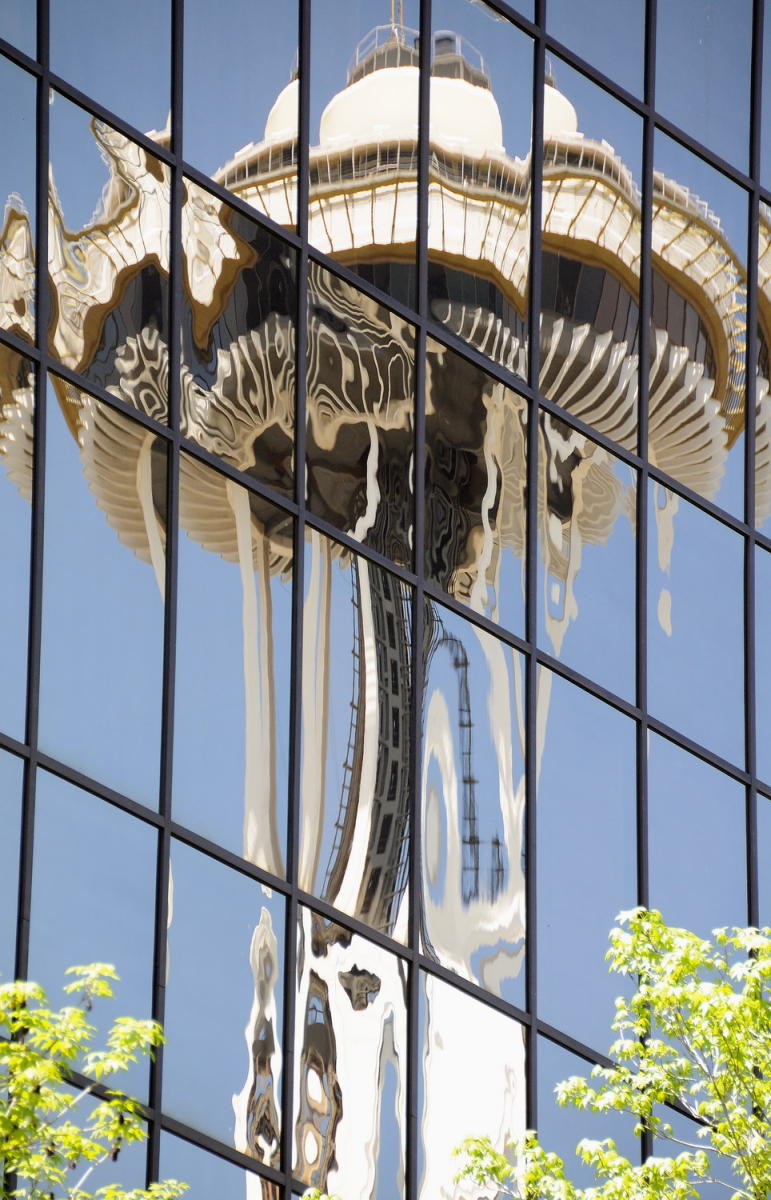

[0,0,768,1196]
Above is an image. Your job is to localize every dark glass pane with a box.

[417,970,527,1199]
[425,337,527,637]
[422,600,526,1007]
[538,1037,639,1186]
[48,92,170,416]
[164,840,285,1165]
[0,749,23,979]
[0,348,33,739]
[0,54,36,344]
[656,0,752,172]
[173,452,293,874]
[651,134,747,518]
[28,770,156,1097]
[39,378,166,805]
[538,414,636,699]
[542,60,641,453]
[757,201,771,530]
[0,6,35,56]
[306,261,414,562]
[647,483,744,766]
[537,670,636,1052]
[160,1135,279,1200]
[293,906,407,1198]
[181,178,296,494]
[50,0,171,139]
[309,0,418,307]
[429,2,532,379]
[184,0,298,229]
[547,0,644,96]
[648,734,747,934]
[300,530,412,940]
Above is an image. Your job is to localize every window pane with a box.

[429,2,532,379]
[0,54,35,346]
[174,453,292,874]
[160,1135,279,1200]
[39,379,166,804]
[164,840,285,1165]
[546,0,644,96]
[300,530,412,940]
[757,202,771,532]
[757,793,771,929]
[0,749,23,979]
[0,6,35,56]
[293,906,407,1198]
[0,348,33,740]
[537,670,636,1052]
[425,337,527,638]
[422,600,526,1007]
[184,0,298,229]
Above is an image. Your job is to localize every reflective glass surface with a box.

[160,1134,279,1200]
[181,179,296,492]
[309,0,418,308]
[28,771,156,1096]
[429,1,532,378]
[425,337,527,636]
[656,0,752,172]
[0,749,23,978]
[758,200,771,530]
[174,452,292,874]
[647,484,744,766]
[542,60,641,454]
[648,733,747,934]
[300,529,412,939]
[764,23,771,192]
[48,93,171,412]
[756,546,771,785]
[546,0,644,96]
[422,600,526,1006]
[50,0,171,140]
[538,415,636,699]
[39,379,166,804]
[0,54,35,344]
[758,794,771,928]
[537,669,636,1052]
[306,261,414,560]
[0,6,35,57]
[418,971,527,1200]
[651,135,747,517]
[184,0,297,229]
[164,840,285,1164]
[0,348,33,740]
[293,906,407,1198]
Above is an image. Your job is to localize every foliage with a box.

[0,964,187,1200]
[455,909,771,1200]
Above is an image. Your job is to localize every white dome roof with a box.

[543,81,578,139]
[318,66,504,158]
[264,77,299,144]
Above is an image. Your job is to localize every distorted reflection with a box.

[421,601,526,1005]
[0,347,33,740]
[418,971,526,1200]
[293,907,407,1198]
[300,530,412,939]
[758,200,771,531]
[0,54,35,343]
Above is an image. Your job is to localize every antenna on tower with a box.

[390,0,404,26]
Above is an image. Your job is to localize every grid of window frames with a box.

[0,0,768,1196]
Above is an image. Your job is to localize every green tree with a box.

[0,963,187,1200]
[456,909,771,1200]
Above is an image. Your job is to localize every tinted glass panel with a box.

[306,261,414,562]
[0,7,35,56]
[656,0,752,172]
[184,0,298,229]
[300,530,412,939]
[0,749,23,978]
[647,484,744,766]
[546,0,644,96]
[50,0,171,139]
[28,771,156,1096]
[758,201,771,531]
[756,545,771,786]
[160,1134,279,1200]
[48,93,171,414]
[0,55,35,345]
[0,348,33,740]
[764,23,771,192]
[425,337,527,637]
[418,971,527,1200]
[429,1,532,378]
[174,453,292,874]
[422,600,526,1007]
[164,840,285,1165]
[39,379,166,804]
[758,794,771,929]
[293,906,407,1198]
[538,414,636,699]
[537,670,636,1052]
[181,179,296,493]
[651,133,747,518]
[648,733,747,934]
